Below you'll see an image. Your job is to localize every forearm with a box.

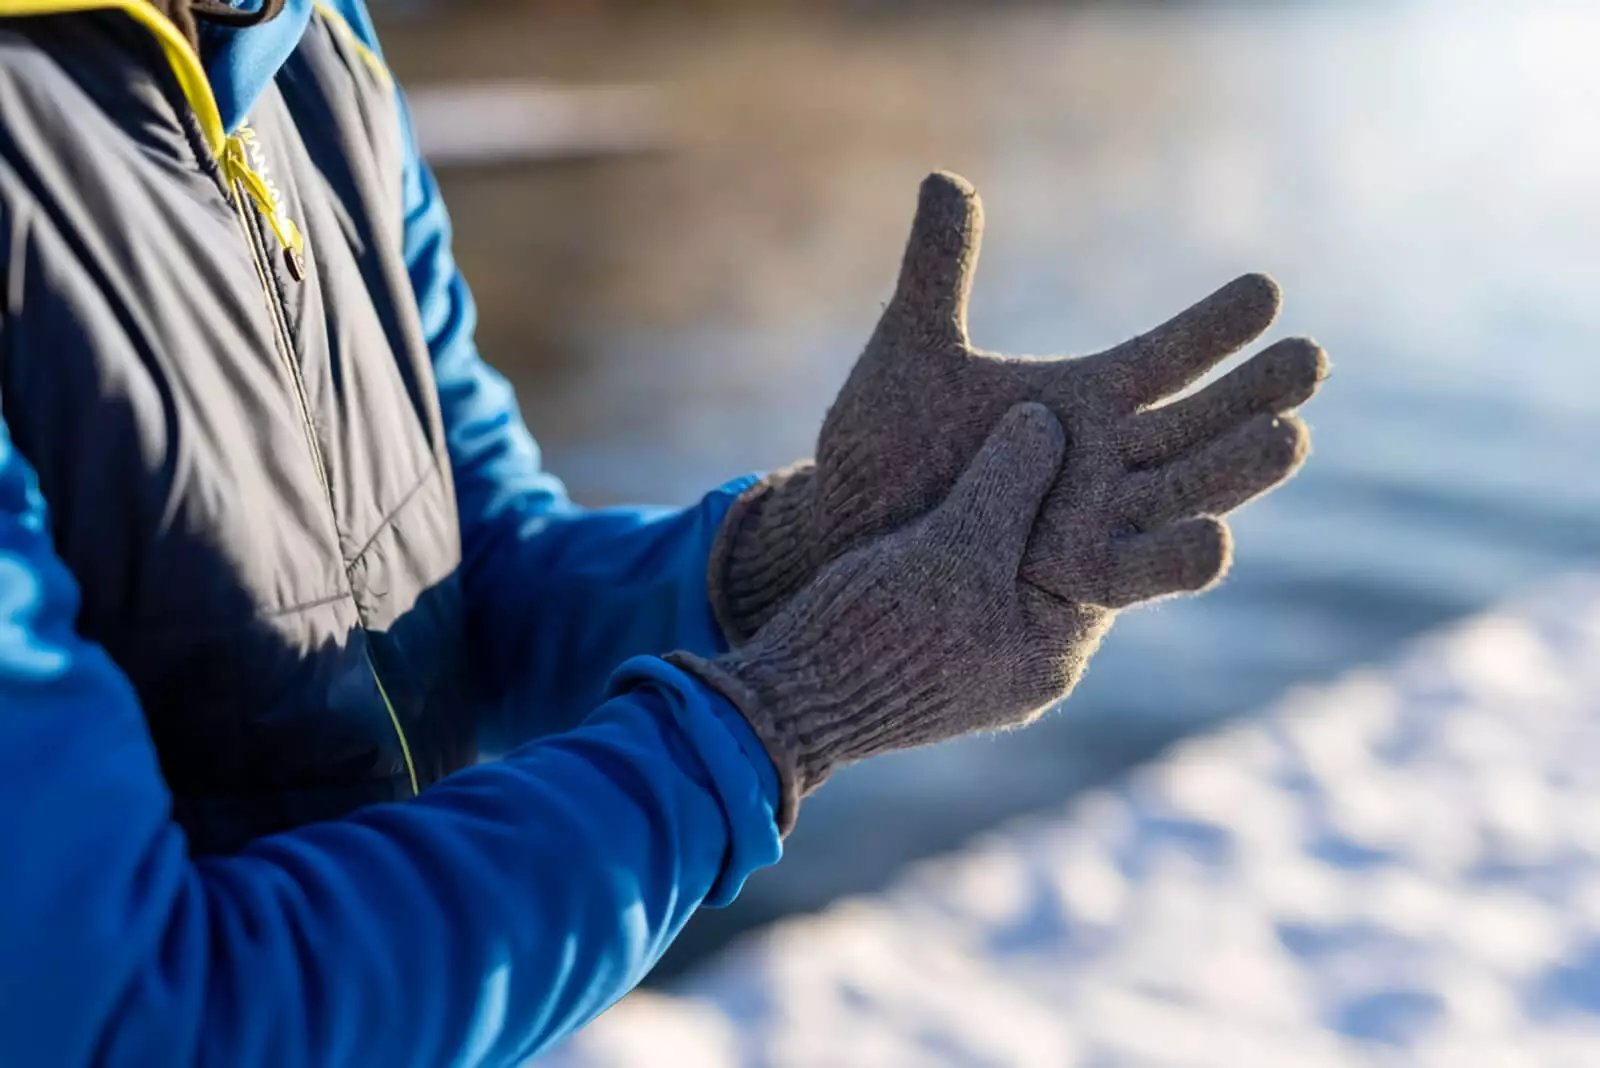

[387,49,754,747]
[5,636,779,1068]
[0,411,778,1065]
[468,477,757,752]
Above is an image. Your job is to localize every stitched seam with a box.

[130,591,358,641]
[344,456,441,569]
[258,588,356,619]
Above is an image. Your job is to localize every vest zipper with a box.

[0,5,426,797]
[224,138,422,799]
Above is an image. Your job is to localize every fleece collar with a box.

[200,0,314,134]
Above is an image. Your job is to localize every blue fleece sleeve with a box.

[0,417,781,1067]
[330,0,754,751]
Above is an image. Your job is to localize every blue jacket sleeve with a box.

[0,416,782,1067]
[331,0,755,751]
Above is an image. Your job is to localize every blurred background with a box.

[372,0,1600,986]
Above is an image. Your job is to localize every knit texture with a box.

[678,404,1109,833]
[711,171,1326,644]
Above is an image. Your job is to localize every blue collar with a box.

[199,0,314,133]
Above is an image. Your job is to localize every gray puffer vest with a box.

[0,7,473,853]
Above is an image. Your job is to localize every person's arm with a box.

[0,415,781,1066]
[322,0,747,751]
[404,115,752,749]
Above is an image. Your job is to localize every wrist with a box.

[668,593,930,835]
[664,650,806,835]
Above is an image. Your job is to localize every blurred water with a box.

[385,0,1600,975]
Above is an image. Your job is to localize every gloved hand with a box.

[679,404,1109,833]
[710,171,1325,643]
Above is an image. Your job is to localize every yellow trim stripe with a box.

[369,658,420,796]
[0,0,225,154]
[311,1,391,90]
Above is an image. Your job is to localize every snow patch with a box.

[551,575,1600,1066]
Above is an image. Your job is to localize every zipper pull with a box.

[282,244,307,283]
[222,129,308,284]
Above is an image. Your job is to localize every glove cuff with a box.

[708,462,817,645]
[664,650,806,835]
[667,613,935,836]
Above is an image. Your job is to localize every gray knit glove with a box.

[710,171,1326,643]
[677,403,1113,833]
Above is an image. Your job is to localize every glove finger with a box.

[1117,412,1308,528]
[883,171,983,346]
[1121,337,1327,467]
[1078,273,1282,412]
[928,401,1065,568]
[1099,517,1232,608]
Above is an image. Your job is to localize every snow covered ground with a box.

[549,575,1600,1067]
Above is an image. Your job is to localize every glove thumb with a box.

[885,171,983,345]
[927,402,1065,569]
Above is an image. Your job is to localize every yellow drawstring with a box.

[220,128,305,262]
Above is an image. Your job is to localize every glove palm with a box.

[712,172,1325,642]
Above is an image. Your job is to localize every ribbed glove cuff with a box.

[664,651,805,836]
[667,625,938,837]
[707,463,817,645]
